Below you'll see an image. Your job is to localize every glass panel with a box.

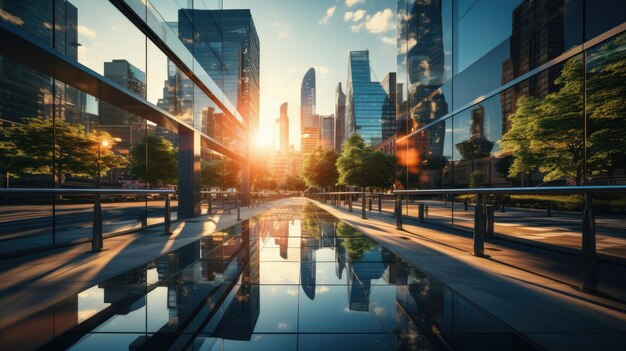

[0,0,53,48]
[0,55,54,253]
[585,0,626,40]
[453,0,583,109]
[145,126,178,224]
[55,83,147,242]
[585,33,626,261]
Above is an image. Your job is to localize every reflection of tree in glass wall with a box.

[130,134,177,187]
[501,56,584,184]
[1,118,127,185]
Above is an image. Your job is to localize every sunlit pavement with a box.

[312,197,626,348]
[0,198,285,331]
[371,198,626,260]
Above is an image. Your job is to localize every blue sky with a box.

[226,0,397,150]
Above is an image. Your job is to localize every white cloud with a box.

[350,23,364,32]
[344,9,366,22]
[270,22,290,38]
[319,6,336,26]
[345,0,365,7]
[365,8,394,34]
[314,65,330,75]
[78,25,97,39]
[380,36,396,45]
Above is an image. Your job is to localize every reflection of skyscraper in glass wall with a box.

[345,50,387,146]
[178,9,260,130]
[500,0,566,133]
[301,68,319,153]
[99,60,146,155]
[278,102,289,155]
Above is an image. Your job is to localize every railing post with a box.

[395,195,403,230]
[418,203,425,223]
[378,194,382,212]
[472,193,486,257]
[361,191,367,219]
[581,193,598,292]
[228,193,232,214]
[485,204,494,238]
[348,195,353,212]
[208,193,212,214]
[164,194,171,235]
[91,194,103,252]
[237,193,241,221]
[425,204,429,219]
[368,197,372,212]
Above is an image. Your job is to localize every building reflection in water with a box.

[0,205,538,350]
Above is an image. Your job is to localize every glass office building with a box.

[0,0,251,255]
[397,0,626,191]
[345,50,388,147]
[301,67,319,153]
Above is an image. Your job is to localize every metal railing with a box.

[0,188,176,253]
[200,191,299,220]
[309,185,626,292]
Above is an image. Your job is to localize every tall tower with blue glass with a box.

[345,51,387,146]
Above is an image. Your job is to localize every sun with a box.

[254,132,273,148]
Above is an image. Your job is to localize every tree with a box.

[251,158,270,191]
[130,134,177,187]
[284,175,307,191]
[336,134,395,190]
[501,56,585,185]
[201,158,240,189]
[301,147,339,190]
[1,118,127,185]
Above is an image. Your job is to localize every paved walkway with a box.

[313,198,626,350]
[0,199,287,330]
[365,198,626,260]
[2,197,626,350]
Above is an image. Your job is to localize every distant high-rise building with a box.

[98,60,146,155]
[278,102,289,155]
[178,9,260,130]
[319,114,335,150]
[345,51,387,146]
[335,83,346,151]
[381,73,397,142]
[301,68,319,153]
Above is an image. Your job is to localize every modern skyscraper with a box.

[178,9,260,130]
[319,114,335,150]
[301,68,319,153]
[345,51,387,146]
[278,102,289,155]
[335,82,346,151]
[381,73,397,142]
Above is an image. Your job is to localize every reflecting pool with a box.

[0,203,536,350]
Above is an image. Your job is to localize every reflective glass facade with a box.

[396,0,626,228]
[0,0,251,255]
[397,0,626,188]
[345,51,388,147]
[301,67,318,154]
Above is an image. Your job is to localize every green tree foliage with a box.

[501,56,585,184]
[585,33,626,180]
[130,134,177,187]
[301,147,339,189]
[501,33,626,186]
[336,222,375,261]
[1,118,127,184]
[284,175,307,191]
[469,170,486,188]
[336,134,395,189]
[201,158,240,189]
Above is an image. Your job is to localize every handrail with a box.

[393,185,626,195]
[0,188,175,195]
[309,185,626,293]
[1,188,175,253]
